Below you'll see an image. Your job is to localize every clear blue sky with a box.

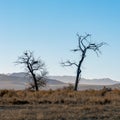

[0,0,120,81]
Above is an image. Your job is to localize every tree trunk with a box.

[32,73,39,91]
[74,50,86,91]
[27,65,39,91]
[74,68,81,91]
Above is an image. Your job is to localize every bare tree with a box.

[62,33,106,91]
[16,50,48,91]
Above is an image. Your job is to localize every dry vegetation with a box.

[0,87,120,120]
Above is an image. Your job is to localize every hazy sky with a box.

[0,0,120,81]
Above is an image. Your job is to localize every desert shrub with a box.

[95,98,111,105]
[12,99,29,105]
[101,86,112,96]
[0,89,120,105]
[0,89,9,97]
[63,84,74,91]
[0,89,17,97]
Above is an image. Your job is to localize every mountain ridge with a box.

[0,72,119,90]
[49,76,119,85]
[9,72,120,85]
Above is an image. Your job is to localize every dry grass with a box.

[0,88,120,120]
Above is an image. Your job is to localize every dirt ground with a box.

[0,104,120,120]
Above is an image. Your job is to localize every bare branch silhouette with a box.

[16,50,48,91]
[62,33,106,91]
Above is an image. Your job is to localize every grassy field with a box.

[0,87,120,120]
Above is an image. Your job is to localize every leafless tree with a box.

[61,33,106,91]
[16,50,48,91]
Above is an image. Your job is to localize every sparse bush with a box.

[0,89,119,105]
[0,89,9,97]
[63,84,74,91]
[0,89,17,97]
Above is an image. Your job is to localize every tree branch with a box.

[61,60,78,67]
[76,33,84,52]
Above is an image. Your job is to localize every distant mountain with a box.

[46,79,64,85]
[49,76,120,85]
[0,73,65,90]
[0,73,27,83]
[0,72,119,90]
[9,72,28,78]
[0,73,27,89]
[9,72,64,85]
[9,72,120,85]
